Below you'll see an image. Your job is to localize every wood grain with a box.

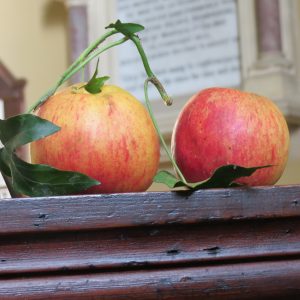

[0,260,299,299]
[0,185,300,299]
[0,218,299,275]
[0,185,299,234]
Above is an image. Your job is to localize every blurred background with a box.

[0,0,300,191]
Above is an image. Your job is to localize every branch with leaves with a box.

[0,20,266,197]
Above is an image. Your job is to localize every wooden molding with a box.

[0,186,300,298]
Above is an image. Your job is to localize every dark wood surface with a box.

[0,185,299,234]
[0,185,300,299]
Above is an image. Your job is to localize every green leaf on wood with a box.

[154,164,270,190]
[153,170,186,189]
[192,165,270,189]
[0,114,100,197]
[83,59,110,94]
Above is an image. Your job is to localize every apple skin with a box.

[30,84,160,194]
[171,87,290,186]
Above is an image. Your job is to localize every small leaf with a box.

[10,153,100,197]
[153,170,186,189]
[0,114,100,197]
[154,165,271,190]
[191,165,270,189]
[106,20,145,38]
[0,114,60,151]
[85,76,110,94]
[0,148,11,177]
[83,59,110,94]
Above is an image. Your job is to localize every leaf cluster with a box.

[0,20,268,197]
[0,115,99,197]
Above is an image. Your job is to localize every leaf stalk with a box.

[27,30,127,113]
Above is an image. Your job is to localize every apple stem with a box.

[144,79,188,185]
[27,22,187,185]
[127,34,187,184]
[130,36,172,106]
[27,30,127,113]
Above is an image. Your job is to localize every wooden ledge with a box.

[0,185,299,234]
[0,185,300,299]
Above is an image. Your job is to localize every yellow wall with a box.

[0,0,68,108]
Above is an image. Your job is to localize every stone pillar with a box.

[65,1,89,83]
[255,0,282,55]
[242,0,296,115]
[254,0,289,68]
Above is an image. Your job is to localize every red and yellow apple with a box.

[171,87,290,186]
[30,84,160,193]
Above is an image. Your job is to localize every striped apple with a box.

[30,84,160,193]
[171,88,290,186]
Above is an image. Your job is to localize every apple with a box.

[30,84,160,193]
[171,87,290,186]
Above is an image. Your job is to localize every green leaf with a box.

[0,114,100,197]
[105,20,145,38]
[192,165,270,189]
[9,153,99,197]
[154,164,270,190]
[0,148,11,177]
[0,114,60,151]
[153,170,187,189]
[83,59,110,94]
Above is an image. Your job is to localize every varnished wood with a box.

[0,185,299,234]
[0,185,300,299]
[0,218,299,275]
[0,260,299,299]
